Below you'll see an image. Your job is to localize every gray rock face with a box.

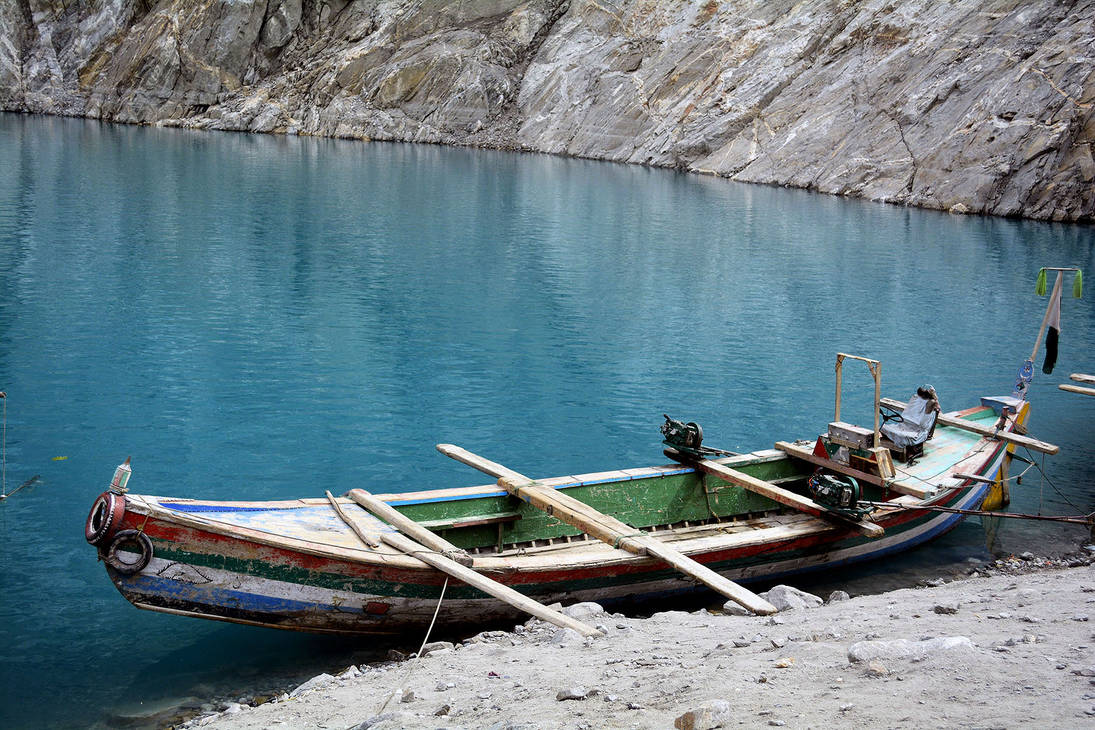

[2,0,1092,221]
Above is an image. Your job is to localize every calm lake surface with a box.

[1,113,1093,728]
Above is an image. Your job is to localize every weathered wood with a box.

[879,397,1059,455]
[690,458,884,538]
[326,491,382,548]
[1071,373,1095,384]
[1059,383,1095,397]
[773,441,933,499]
[370,518,601,638]
[348,488,474,567]
[438,444,778,615]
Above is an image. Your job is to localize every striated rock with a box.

[1,1,1092,221]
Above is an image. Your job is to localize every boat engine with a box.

[661,415,704,458]
[807,470,874,520]
[660,415,739,461]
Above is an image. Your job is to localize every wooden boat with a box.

[84,352,1060,635]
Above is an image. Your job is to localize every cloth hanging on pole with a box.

[1042,277,1061,374]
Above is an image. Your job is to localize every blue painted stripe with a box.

[124,573,363,615]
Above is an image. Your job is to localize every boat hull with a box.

[103,448,1003,634]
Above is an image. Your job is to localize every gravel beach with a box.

[186,555,1095,729]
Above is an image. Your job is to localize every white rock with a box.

[290,673,334,698]
[848,636,974,663]
[563,601,606,620]
[760,585,824,611]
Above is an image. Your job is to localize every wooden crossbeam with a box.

[879,397,1058,455]
[773,441,933,499]
[688,456,883,538]
[437,444,778,616]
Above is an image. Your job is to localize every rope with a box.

[859,500,1094,526]
[375,576,449,716]
[1022,445,1088,514]
[612,532,646,549]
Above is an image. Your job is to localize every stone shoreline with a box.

[172,550,1095,729]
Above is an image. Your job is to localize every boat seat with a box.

[880,387,939,462]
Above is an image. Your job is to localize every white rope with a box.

[375,576,449,715]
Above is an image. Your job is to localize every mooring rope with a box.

[374,576,449,716]
[859,500,1094,525]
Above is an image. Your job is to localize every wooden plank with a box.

[370,518,602,638]
[879,397,1059,455]
[1060,383,1095,397]
[347,489,474,567]
[773,441,933,499]
[691,458,884,538]
[437,444,778,616]
[326,491,382,548]
[1071,373,1095,384]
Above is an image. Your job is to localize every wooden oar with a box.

[326,490,382,547]
[1071,373,1095,384]
[679,454,884,538]
[879,397,1059,455]
[331,491,601,637]
[436,444,778,616]
[1060,383,1095,397]
[348,488,473,566]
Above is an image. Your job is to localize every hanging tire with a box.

[85,492,125,546]
[105,530,153,575]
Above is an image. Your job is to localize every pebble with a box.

[400,689,415,703]
[828,590,850,603]
[722,601,751,616]
[1074,615,1090,622]
[434,704,450,716]
[934,603,959,615]
[556,687,590,701]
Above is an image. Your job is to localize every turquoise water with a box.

[0,113,1093,728]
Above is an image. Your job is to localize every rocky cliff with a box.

[2,0,1093,221]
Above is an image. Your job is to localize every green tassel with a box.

[1035,268,1047,296]
[1074,269,1083,299]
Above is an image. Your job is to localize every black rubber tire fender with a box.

[105,529,153,575]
